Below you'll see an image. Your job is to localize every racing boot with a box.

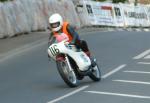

[85,51,96,67]
[85,51,91,57]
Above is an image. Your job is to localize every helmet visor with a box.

[50,22,60,28]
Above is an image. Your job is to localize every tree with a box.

[112,0,127,3]
[93,0,127,3]
[92,0,107,2]
[0,0,8,2]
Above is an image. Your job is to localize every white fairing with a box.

[48,40,91,71]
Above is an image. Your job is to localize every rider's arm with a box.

[67,25,80,44]
[48,32,56,46]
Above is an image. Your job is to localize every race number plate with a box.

[49,45,60,56]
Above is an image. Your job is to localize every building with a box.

[139,0,150,4]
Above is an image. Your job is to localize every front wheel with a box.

[56,60,78,87]
[89,61,101,82]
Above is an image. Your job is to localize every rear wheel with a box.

[56,60,78,87]
[89,61,101,81]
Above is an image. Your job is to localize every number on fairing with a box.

[49,45,59,56]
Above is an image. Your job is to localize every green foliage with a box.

[0,0,9,2]
[92,0,107,2]
[112,0,127,3]
[93,0,127,3]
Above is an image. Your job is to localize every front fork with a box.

[56,54,73,72]
[65,55,74,72]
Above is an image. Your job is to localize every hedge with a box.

[112,0,127,3]
[92,0,107,2]
[0,0,9,2]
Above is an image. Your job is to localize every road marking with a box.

[85,91,150,99]
[144,55,150,59]
[0,38,47,63]
[124,70,150,74]
[113,80,150,85]
[47,64,126,103]
[137,62,150,65]
[47,85,89,103]
[133,49,150,59]
[102,64,126,79]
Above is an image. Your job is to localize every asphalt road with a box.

[1,29,150,103]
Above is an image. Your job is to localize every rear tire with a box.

[89,61,101,82]
[56,60,78,87]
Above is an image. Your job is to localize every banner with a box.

[77,0,150,28]
[113,4,125,27]
[120,4,135,27]
[144,5,150,27]
[78,0,116,26]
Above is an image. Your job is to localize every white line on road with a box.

[133,49,150,59]
[124,70,150,74]
[113,80,150,85]
[47,64,127,103]
[144,55,150,59]
[138,62,150,65]
[85,91,150,99]
[102,64,127,79]
[47,85,89,103]
[0,38,47,63]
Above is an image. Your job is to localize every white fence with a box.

[76,0,150,27]
[0,0,80,38]
[0,0,150,38]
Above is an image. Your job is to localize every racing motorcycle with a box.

[48,39,101,87]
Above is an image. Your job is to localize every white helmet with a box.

[49,13,63,32]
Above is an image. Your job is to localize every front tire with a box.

[89,61,101,82]
[56,60,78,87]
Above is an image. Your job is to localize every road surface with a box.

[0,29,150,103]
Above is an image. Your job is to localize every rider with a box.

[48,13,91,58]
